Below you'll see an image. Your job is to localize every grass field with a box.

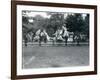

[22,45,89,69]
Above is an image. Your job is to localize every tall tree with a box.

[65,13,85,34]
[46,12,65,36]
[83,14,89,38]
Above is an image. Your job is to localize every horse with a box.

[23,30,36,47]
[62,26,69,46]
[73,34,81,46]
[53,26,69,46]
[34,29,48,46]
[39,29,47,46]
[23,33,28,46]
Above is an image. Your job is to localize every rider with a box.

[62,24,69,46]
[39,29,47,46]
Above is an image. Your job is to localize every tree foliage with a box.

[22,12,89,38]
[45,12,65,36]
[65,13,85,33]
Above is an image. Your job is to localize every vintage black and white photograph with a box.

[22,10,90,69]
[12,2,97,79]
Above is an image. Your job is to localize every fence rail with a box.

[22,41,89,47]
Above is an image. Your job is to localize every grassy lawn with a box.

[22,45,89,69]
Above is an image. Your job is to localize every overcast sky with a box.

[22,11,87,20]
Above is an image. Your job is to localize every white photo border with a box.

[17,5,95,76]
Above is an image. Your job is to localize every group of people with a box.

[23,24,81,46]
